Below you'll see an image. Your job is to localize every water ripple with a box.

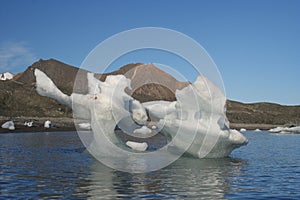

[0,131,300,199]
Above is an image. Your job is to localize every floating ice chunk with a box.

[24,121,33,127]
[268,127,284,133]
[126,141,148,151]
[44,120,52,128]
[240,128,247,132]
[34,69,247,159]
[78,123,91,130]
[287,126,300,133]
[269,126,300,133]
[254,129,261,132]
[229,129,247,143]
[133,126,152,135]
[1,121,15,130]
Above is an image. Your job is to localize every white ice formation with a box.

[126,141,148,151]
[78,122,91,130]
[133,126,152,135]
[269,126,300,134]
[0,72,14,81]
[44,120,52,128]
[24,121,33,127]
[254,129,261,132]
[1,121,15,130]
[34,69,248,159]
[240,128,247,132]
[142,76,248,158]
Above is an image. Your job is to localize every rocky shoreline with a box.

[0,117,75,133]
[229,123,280,131]
[1,116,282,133]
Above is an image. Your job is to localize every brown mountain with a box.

[14,59,82,95]
[0,59,80,118]
[97,63,189,102]
[1,58,300,127]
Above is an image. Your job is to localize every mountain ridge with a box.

[1,58,299,126]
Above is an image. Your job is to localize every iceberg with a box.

[269,126,300,134]
[240,128,247,132]
[254,129,261,132]
[34,68,247,162]
[44,120,52,128]
[287,126,300,133]
[24,121,33,127]
[268,127,285,133]
[126,141,148,151]
[1,120,15,130]
[78,122,91,130]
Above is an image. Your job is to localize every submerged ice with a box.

[34,69,247,160]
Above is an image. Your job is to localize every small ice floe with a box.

[287,126,300,133]
[240,128,247,132]
[24,121,33,127]
[44,120,52,128]
[268,127,284,133]
[269,126,300,134]
[126,141,148,151]
[1,121,15,130]
[133,126,152,135]
[78,123,91,130]
[254,129,261,132]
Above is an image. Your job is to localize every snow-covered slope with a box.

[0,72,14,80]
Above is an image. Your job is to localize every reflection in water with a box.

[2,131,300,199]
[0,132,93,199]
[0,132,300,199]
[85,157,246,199]
[0,132,247,199]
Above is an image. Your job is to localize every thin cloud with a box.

[0,41,37,73]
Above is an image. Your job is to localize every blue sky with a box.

[0,0,299,105]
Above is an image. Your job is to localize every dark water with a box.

[0,131,299,199]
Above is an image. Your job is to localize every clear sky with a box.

[0,0,299,105]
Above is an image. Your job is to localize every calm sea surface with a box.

[0,131,299,199]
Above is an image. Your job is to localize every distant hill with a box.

[97,63,189,102]
[227,100,300,125]
[13,59,81,95]
[1,58,299,126]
